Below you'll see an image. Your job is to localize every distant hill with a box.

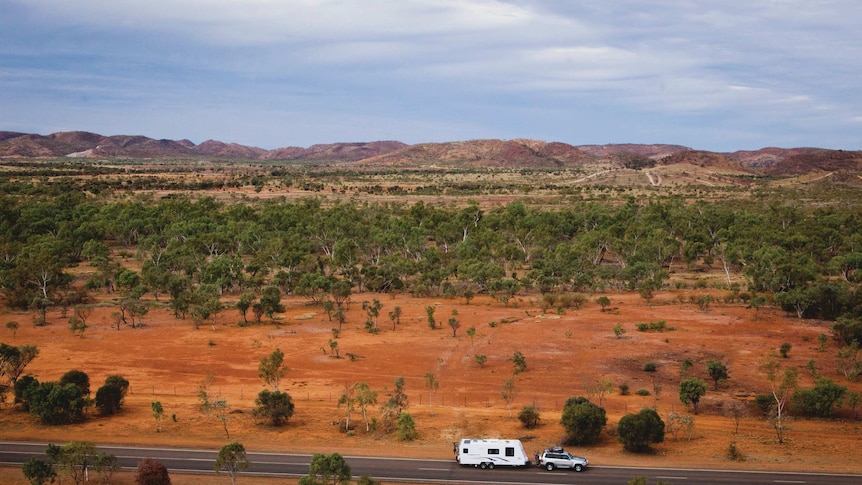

[1,130,860,177]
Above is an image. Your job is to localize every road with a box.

[2,441,860,484]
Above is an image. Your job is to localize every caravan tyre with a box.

[479,462,487,469]
[487,462,494,469]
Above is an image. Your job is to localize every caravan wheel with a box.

[487,462,495,469]
[479,462,487,469]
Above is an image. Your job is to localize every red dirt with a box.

[2,291,861,478]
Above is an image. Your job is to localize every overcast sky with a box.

[2,1,860,151]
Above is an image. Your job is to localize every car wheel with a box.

[545,463,555,471]
[574,464,583,472]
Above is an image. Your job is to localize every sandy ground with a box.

[2,290,861,484]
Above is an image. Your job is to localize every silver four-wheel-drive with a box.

[537,447,588,472]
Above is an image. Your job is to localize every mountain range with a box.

[2,130,860,177]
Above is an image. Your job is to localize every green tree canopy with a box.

[560,396,607,445]
[617,408,665,452]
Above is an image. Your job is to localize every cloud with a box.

[3,0,861,150]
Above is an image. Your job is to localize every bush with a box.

[619,382,630,396]
[726,441,745,461]
[253,390,295,426]
[642,362,657,372]
[635,388,651,396]
[790,378,847,418]
[25,381,89,425]
[560,397,607,445]
[617,408,665,452]
[754,394,774,416]
[518,405,540,429]
[95,375,129,416]
[396,412,418,441]
[136,458,171,485]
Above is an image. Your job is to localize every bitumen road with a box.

[2,441,861,484]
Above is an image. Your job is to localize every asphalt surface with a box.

[2,441,861,484]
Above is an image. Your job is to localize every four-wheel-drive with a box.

[537,448,588,472]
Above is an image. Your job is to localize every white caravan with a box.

[455,438,530,469]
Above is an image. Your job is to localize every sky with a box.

[1,1,861,152]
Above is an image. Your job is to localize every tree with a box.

[68,316,87,337]
[236,293,254,325]
[500,378,516,417]
[387,306,402,331]
[94,452,120,485]
[448,316,460,337]
[424,372,439,415]
[790,377,847,418]
[586,378,614,407]
[779,342,792,358]
[380,376,408,433]
[259,285,285,322]
[354,382,378,432]
[299,453,351,485]
[425,305,436,329]
[135,458,170,485]
[95,375,129,415]
[510,350,527,375]
[560,397,607,445]
[596,295,611,311]
[22,457,56,485]
[59,369,90,396]
[617,408,665,452]
[724,400,748,435]
[466,326,476,346]
[0,343,39,385]
[152,401,166,432]
[55,441,98,485]
[253,389,295,426]
[337,382,356,431]
[215,441,250,485]
[679,378,707,414]
[396,412,419,441]
[258,348,287,391]
[25,381,90,425]
[361,299,382,334]
[518,405,540,428]
[706,360,729,390]
[759,355,798,444]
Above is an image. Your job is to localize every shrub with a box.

[135,458,171,485]
[617,408,665,452]
[560,397,607,445]
[642,362,657,372]
[619,382,630,396]
[726,441,745,461]
[779,342,792,358]
[790,378,847,418]
[754,394,773,416]
[635,388,651,396]
[518,405,540,429]
[396,412,418,441]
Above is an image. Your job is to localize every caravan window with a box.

[505,447,515,456]
[488,448,499,455]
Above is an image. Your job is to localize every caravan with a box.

[455,438,530,469]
